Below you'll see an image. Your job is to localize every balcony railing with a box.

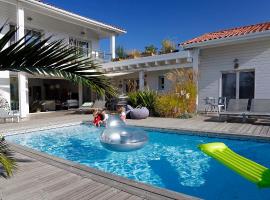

[69,45,112,63]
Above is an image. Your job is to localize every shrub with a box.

[144,45,158,55]
[128,89,158,115]
[116,46,126,59]
[127,49,141,59]
[161,39,176,54]
[155,68,197,118]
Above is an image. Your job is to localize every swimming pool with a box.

[7,124,270,200]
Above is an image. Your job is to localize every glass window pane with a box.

[239,71,254,99]
[222,73,236,99]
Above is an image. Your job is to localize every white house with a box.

[0,0,125,117]
[106,22,270,112]
[1,0,270,117]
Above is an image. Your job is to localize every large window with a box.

[222,71,254,100]
[239,71,255,99]
[69,38,90,57]
[10,76,19,110]
[222,73,236,99]
[9,25,16,45]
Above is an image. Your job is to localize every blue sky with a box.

[45,0,270,52]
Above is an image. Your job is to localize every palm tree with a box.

[0,135,16,178]
[0,23,115,177]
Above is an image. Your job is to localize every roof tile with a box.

[181,22,270,46]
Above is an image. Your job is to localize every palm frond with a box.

[0,24,115,96]
[0,137,17,178]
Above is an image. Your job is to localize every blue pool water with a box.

[7,124,270,200]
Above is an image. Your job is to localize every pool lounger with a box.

[219,99,249,121]
[198,142,270,188]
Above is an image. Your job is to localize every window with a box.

[158,76,165,90]
[9,25,41,45]
[9,25,16,45]
[69,37,90,57]
[25,29,42,43]
[239,71,255,99]
[222,71,254,101]
[222,73,236,99]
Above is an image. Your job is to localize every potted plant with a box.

[160,39,176,54]
[142,45,158,56]
[113,46,126,61]
[127,49,141,59]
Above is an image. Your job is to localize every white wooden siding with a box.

[198,39,270,111]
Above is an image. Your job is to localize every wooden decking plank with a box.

[253,125,264,135]
[260,126,270,136]
[42,173,84,193]
[89,187,120,200]
[53,182,107,200]
[108,191,134,200]
[240,124,252,134]
[2,165,63,191]
[126,195,146,200]
[3,169,68,197]
[49,178,97,199]
[246,124,257,135]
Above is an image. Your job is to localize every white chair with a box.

[0,108,19,123]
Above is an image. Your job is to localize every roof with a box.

[181,21,270,47]
[25,0,126,34]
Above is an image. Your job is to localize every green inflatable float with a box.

[198,142,270,188]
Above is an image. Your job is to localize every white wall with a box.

[111,70,173,94]
[198,38,270,111]
[146,70,172,92]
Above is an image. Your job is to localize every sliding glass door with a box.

[222,71,254,100]
[222,73,236,99]
[239,71,255,99]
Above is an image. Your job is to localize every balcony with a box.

[69,45,112,63]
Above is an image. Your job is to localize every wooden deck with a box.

[0,144,193,200]
[1,111,270,200]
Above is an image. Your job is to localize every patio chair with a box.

[84,100,106,113]
[219,99,249,121]
[204,97,226,113]
[204,97,217,113]
[0,108,19,123]
[78,102,94,113]
[246,99,270,119]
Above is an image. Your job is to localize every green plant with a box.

[155,68,197,118]
[115,46,126,59]
[161,39,176,54]
[144,45,158,55]
[128,89,158,114]
[155,93,182,117]
[0,24,115,96]
[0,135,16,178]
